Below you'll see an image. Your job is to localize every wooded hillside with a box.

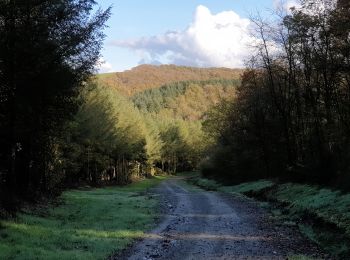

[97,64,242,96]
[76,67,240,184]
[132,79,238,120]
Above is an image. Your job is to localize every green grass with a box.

[187,174,274,194]
[270,184,350,235]
[0,176,166,260]
[186,174,220,191]
[270,183,350,257]
[186,174,350,257]
[190,176,350,237]
[219,180,275,194]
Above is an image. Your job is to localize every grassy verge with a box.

[0,176,166,260]
[187,173,350,258]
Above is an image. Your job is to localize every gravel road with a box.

[116,177,326,260]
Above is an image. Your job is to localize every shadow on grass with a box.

[0,176,166,260]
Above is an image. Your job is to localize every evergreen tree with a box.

[0,0,110,204]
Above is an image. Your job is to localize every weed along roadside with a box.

[0,176,167,260]
[186,172,350,258]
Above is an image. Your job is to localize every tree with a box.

[203,0,350,188]
[0,0,111,204]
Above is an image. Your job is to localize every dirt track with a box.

[117,177,325,260]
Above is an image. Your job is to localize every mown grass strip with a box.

[0,176,166,260]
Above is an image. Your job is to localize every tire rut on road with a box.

[116,177,326,260]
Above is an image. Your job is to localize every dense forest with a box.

[202,0,350,190]
[1,0,350,212]
[97,64,241,96]
[0,0,240,210]
[0,0,112,209]
[2,1,350,259]
[62,76,238,187]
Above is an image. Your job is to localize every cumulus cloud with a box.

[96,57,114,73]
[112,5,258,68]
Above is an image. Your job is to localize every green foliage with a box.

[133,81,189,112]
[221,181,350,239]
[61,81,160,184]
[132,79,238,117]
[59,78,212,184]
[157,119,208,172]
[202,0,350,187]
[270,184,350,237]
[0,0,111,203]
[97,64,242,96]
[0,177,164,259]
[59,64,239,183]
[188,177,274,194]
[0,1,236,211]
[77,83,148,159]
[128,79,238,174]
[9,66,225,191]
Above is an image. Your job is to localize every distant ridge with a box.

[97,64,243,96]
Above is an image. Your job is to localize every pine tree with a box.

[0,0,110,203]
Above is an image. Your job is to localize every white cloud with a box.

[112,5,258,68]
[96,57,114,73]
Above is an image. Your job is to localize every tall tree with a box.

[0,0,110,203]
[203,0,350,187]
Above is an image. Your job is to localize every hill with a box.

[132,79,238,120]
[97,64,242,96]
[88,64,241,175]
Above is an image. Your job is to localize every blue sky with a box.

[95,0,294,72]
